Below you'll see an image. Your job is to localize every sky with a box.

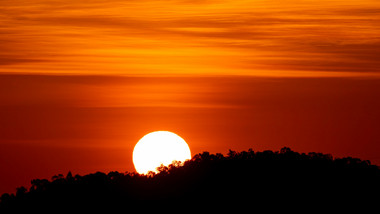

[1,0,380,194]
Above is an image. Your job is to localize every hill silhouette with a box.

[1,147,379,211]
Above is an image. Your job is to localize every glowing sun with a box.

[132,131,191,174]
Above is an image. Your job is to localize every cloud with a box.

[0,0,380,76]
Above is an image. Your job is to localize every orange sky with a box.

[1,0,380,194]
[1,0,380,76]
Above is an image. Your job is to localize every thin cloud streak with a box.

[0,0,380,76]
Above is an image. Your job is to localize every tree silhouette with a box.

[0,147,379,211]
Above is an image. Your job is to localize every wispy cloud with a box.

[1,0,380,76]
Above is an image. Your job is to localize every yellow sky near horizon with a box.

[1,0,380,77]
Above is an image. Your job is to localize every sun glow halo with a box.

[132,131,191,174]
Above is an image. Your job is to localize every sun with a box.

[132,131,191,174]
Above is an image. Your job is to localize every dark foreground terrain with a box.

[1,147,379,211]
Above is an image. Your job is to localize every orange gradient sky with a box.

[1,0,380,76]
[1,0,380,194]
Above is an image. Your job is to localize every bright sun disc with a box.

[132,131,191,174]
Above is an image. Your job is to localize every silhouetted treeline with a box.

[1,147,379,211]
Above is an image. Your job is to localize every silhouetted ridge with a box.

[1,147,379,211]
